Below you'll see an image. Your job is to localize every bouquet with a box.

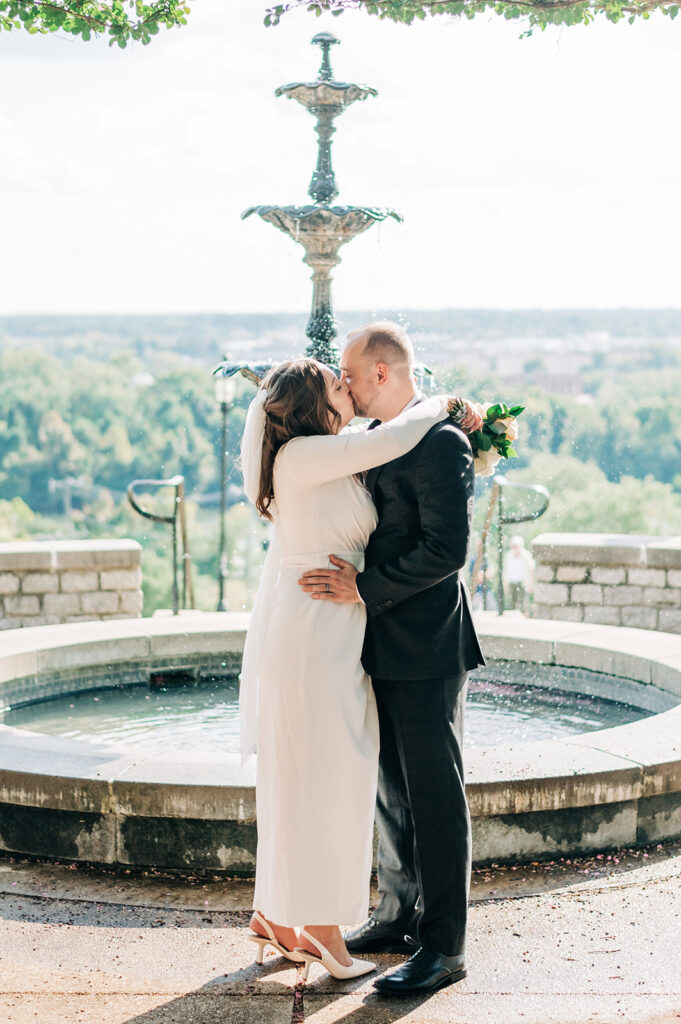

[447,398,524,477]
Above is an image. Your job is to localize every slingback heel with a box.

[294,927,376,981]
[247,911,305,964]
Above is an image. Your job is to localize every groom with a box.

[298,321,485,994]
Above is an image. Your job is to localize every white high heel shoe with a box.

[294,927,376,981]
[247,911,306,964]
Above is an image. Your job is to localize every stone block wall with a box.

[0,540,143,629]
[531,533,681,633]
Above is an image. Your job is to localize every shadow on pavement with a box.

[114,960,439,1024]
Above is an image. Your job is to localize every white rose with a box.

[473,447,502,477]
[495,415,519,442]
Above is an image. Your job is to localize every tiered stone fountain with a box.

[242,32,401,364]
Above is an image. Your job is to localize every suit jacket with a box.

[356,413,486,681]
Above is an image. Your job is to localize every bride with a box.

[239,356,450,981]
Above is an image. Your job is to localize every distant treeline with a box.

[0,349,249,514]
[1,309,680,367]
[2,340,681,612]
[2,342,681,520]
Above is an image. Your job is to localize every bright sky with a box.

[0,2,679,314]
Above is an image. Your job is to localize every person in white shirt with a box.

[503,535,534,613]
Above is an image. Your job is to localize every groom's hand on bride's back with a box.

[298,554,362,603]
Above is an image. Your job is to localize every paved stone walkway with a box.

[1,841,680,1024]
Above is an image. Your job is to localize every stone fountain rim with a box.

[1,612,680,822]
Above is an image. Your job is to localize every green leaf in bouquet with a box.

[509,405,525,416]
[477,432,493,452]
[485,403,503,421]
[507,447,519,458]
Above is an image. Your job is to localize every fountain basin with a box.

[1,612,680,873]
[241,205,402,257]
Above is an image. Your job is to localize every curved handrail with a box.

[126,475,194,615]
[475,474,551,615]
[496,476,550,525]
[127,476,184,525]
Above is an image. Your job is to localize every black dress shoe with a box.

[344,916,416,954]
[373,946,466,994]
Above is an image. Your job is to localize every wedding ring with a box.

[326,583,331,593]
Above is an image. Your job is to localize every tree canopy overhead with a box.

[265,0,679,34]
[0,0,191,46]
[1,0,675,45]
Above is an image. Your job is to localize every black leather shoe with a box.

[344,916,416,954]
[373,946,466,994]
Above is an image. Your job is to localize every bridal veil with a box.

[238,387,281,764]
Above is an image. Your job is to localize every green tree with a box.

[0,348,232,511]
[505,452,681,537]
[0,497,57,542]
[0,0,191,46]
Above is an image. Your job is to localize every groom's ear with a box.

[375,362,390,386]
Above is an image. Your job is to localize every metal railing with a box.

[475,475,550,615]
[127,475,194,616]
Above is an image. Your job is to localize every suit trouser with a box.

[371,672,470,957]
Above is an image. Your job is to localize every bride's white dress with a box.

[239,394,447,926]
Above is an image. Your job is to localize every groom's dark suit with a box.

[355,408,485,957]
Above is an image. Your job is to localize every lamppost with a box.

[215,371,236,611]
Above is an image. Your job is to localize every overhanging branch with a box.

[264,0,680,30]
[0,0,191,44]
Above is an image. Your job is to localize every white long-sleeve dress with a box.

[240,395,447,926]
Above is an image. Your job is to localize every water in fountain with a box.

[2,666,653,755]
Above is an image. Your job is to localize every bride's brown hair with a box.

[256,358,341,521]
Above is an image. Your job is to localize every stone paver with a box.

[1,843,680,1024]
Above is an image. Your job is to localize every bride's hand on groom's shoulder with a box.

[446,397,485,434]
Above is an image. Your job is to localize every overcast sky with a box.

[0,2,679,314]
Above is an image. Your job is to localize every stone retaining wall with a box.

[531,533,681,632]
[0,541,143,629]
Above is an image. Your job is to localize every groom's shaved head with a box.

[341,320,417,420]
[348,321,414,373]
